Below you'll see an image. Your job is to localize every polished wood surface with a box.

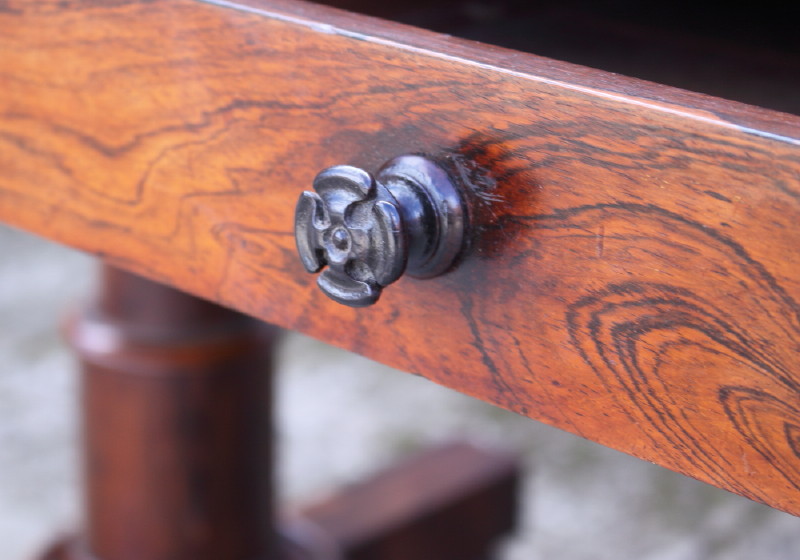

[1,0,800,515]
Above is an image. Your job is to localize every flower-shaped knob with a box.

[294,155,466,307]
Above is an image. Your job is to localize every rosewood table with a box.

[1,1,799,559]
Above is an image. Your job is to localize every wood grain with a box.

[2,0,800,514]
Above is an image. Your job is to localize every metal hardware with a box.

[294,155,466,307]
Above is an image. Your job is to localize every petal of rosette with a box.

[313,165,375,224]
[318,268,379,307]
[294,191,328,273]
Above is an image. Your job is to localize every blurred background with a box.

[2,224,800,559]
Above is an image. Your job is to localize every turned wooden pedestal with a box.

[38,266,519,560]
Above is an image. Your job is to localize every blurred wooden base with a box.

[35,266,518,560]
[37,442,519,560]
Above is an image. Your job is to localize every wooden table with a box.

[2,1,799,558]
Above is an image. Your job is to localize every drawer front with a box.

[2,0,800,514]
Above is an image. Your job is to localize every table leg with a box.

[40,265,278,560]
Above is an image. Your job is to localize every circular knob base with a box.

[378,155,465,279]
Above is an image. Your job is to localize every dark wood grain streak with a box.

[2,0,800,514]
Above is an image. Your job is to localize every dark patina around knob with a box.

[294,155,466,307]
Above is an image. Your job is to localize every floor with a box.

[1,224,799,559]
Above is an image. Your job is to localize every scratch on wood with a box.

[596,224,605,258]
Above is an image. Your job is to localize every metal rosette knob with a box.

[294,155,466,307]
